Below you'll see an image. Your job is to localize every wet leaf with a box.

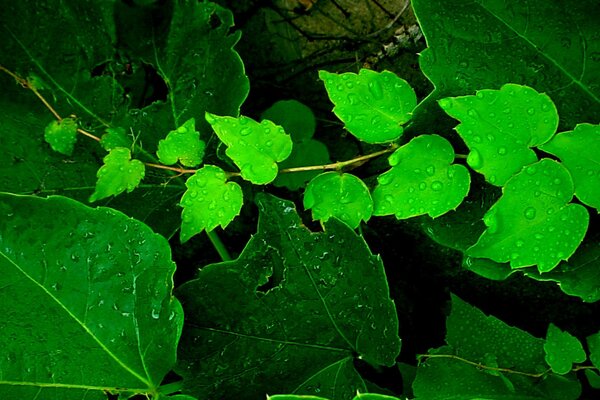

[100,127,133,151]
[319,69,417,144]
[89,147,145,202]
[44,118,78,156]
[0,193,183,399]
[544,324,586,375]
[179,165,243,242]
[156,118,205,167]
[261,99,316,143]
[539,123,600,211]
[175,194,400,399]
[467,159,589,272]
[439,84,558,186]
[303,172,373,228]
[372,135,470,219]
[206,113,293,184]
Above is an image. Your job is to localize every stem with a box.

[158,381,184,396]
[144,163,197,175]
[455,154,467,159]
[206,230,232,261]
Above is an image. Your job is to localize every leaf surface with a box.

[0,193,182,399]
[544,324,586,375]
[372,135,470,219]
[206,113,293,184]
[273,140,331,190]
[588,331,600,369]
[44,118,78,156]
[89,147,145,202]
[467,159,589,272]
[261,100,316,143]
[439,84,558,186]
[175,194,400,399]
[319,69,416,143]
[304,172,373,228]
[156,118,205,167]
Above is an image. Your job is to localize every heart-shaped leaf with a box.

[89,147,145,202]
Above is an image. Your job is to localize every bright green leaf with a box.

[544,324,586,375]
[272,139,330,190]
[467,159,589,272]
[439,84,558,186]
[179,165,243,242]
[44,118,78,156]
[100,127,133,151]
[319,69,417,143]
[206,113,293,184]
[539,123,600,211]
[0,193,183,399]
[463,256,515,281]
[588,331,600,369]
[174,194,400,399]
[304,172,373,228]
[261,100,316,143]
[372,134,470,219]
[157,118,205,167]
[89,147,145,202]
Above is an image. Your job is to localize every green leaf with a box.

[372,135,470,219]
[411,0,600,131]
[439,84,558,186]
[413,294,581,399]
[584,370,600,390]
[206,113,293,184]
[539,123,600,211]
[156,118,205,167]
[463,256,515,281]
[272,139,331,191]
[174,194,400,399]
[467,159,589,272]
[587,331,600,369]
[303,172,373,228]
[179,165,243,242]
[0,193,183,399]
[100,127,133,151]
[89,147,145,202]
[544,324,586,375]
[44,118,78,156]
[261,100,316,143]
[319,69,417,143]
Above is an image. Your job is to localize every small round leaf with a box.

[157,118,206,167]
[44,118,78,156]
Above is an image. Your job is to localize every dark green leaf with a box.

[100,127,133,151]
[261,100,317,143]
[273,139,331,191]
[587,331,600,369]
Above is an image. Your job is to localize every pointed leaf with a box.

[44,118,78,156]
[89,147,145,202]
[303,172,373,228]
[175,194,400,399]
[439,84,558,186]
[319,69,417,143]
[372,135,470,219]
[0,193,182,399]
[261,100,316,143]
[156,118,205,167]
[206,113,293,184]
[179,165,243,242]
[539,123,600,210]
[467,159,589,272]
[544,324,586,375]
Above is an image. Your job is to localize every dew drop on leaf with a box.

[467,149,483,169]
[524,206,537,220]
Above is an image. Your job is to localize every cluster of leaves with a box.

[1,0,599,399]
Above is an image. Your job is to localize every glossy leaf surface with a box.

[468,159,589,272]
[206,113,293,184]
[319,69,417,143]
[89,147,145,202]
[539,123,600,210]
[44,118,78,156]
[0,193,183,399]
[413,294,581,399]
[372,135,470,219]
[304,172,373,228]
[544,324,586,375]
[439,84,558,186]
[156,118,205,167]
[179,165,243,242]
[175,194,400,399]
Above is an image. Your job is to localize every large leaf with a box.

[175,194,400,399]
[411,0,600,131]
[0,193,183,399]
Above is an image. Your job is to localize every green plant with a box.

[1,0,599,399]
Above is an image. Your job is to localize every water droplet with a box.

[516,240,524,247]
[151,309,160,319]
[467,149,483,169]
[368,80,383,99]
[388,152,401,166]
[426,166,436,176]
[384,194,394,203]
[524,207,536,220]
[467,109,479,117]
[497,147,507,155]
[418,182,427,191]
[431,181,443,191]
[527,107,535,115]
[526,165,537,175]
[484,212,498,233]
[378,173,393,185]
[347,93,359,105]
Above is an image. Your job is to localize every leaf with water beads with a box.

[100,127,133,151]
[319,69,417,144]
[303,172,373,228]
[156,118,206,167]
[89,147,145,202]
[372,135,470,219]
[544,324,586,375]
[179,165,243,242]
[539,123,600,211]
[467,159,589,272]
[44,117,78,156]
[439,84,558,186]
[205,113,293,184]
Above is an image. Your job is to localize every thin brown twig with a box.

[144,163,197,175]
